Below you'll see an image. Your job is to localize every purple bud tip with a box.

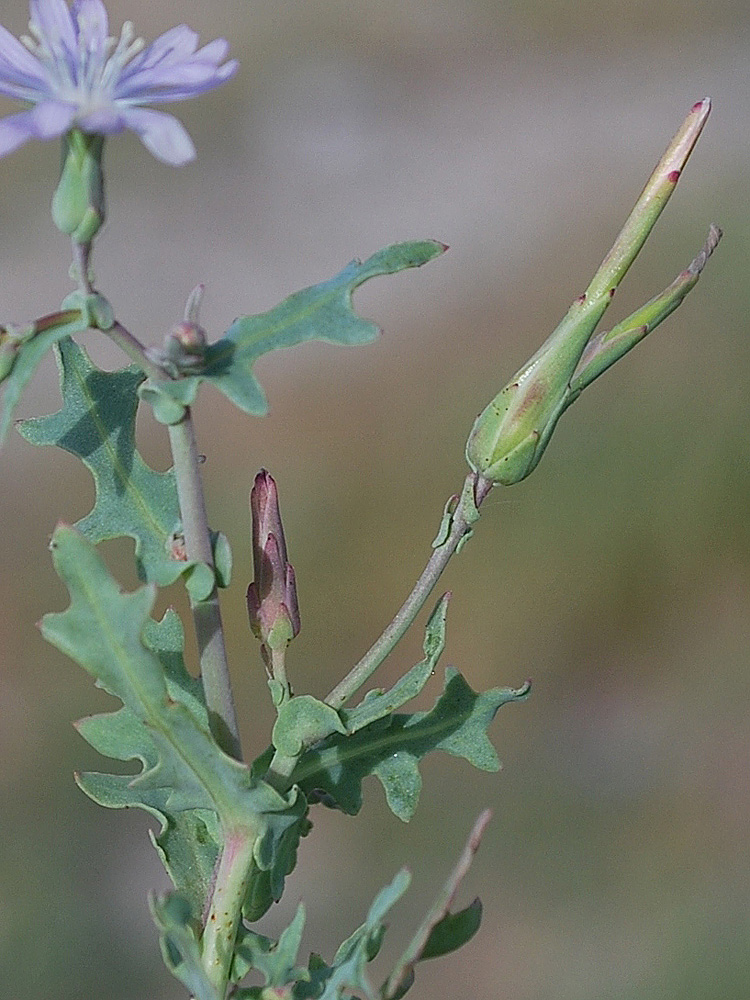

[691,99,710,113]
[667,169,681,183]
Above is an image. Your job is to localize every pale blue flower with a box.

[0,0,238,165]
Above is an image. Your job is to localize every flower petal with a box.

[122,25,199,77]
[76,107,127,134]
[0,23,50,90]
[115,57,237,103]
[118,106,196,165]
[0,100,74,157]
[29,0,77,55]
[72,0,109,49]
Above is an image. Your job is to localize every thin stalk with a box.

[107,320,167,380]
[168,413,242,760]
[71,239,94,294]
[326,473,493,710]
[201,826,256,994]
[263,474,492,792]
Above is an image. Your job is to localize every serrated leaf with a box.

[18,338,187,586]
[1,314,89,443]
[341,595,450,735]
[150,893,222,1000]
[291,669,530,822]
[149,241,446,417]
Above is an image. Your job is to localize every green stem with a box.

[106,320,166,381]
[168,414,242,760]
[201,826,256,995]
[71,238,94,295]
[326,473,492,710]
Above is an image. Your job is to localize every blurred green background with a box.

[1,0,749,997]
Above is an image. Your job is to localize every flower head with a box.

[0,0,237,165]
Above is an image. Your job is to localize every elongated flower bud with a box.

[247,470,300,652]
[467,99,715,486]
[51,130,105,244]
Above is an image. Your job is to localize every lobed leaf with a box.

[44,528,304,915]
[75,609,221,918]
[146,241,446,417]
[292,669,530,822]
[18,338,187,586]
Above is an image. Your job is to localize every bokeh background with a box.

[1,1,749,997]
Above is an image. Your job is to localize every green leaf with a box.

[153,241,446,417]
[293,669,531,822]
[313,870,411,1000]
[233,904,309,987]
[43,526,300,827]
[75,609,220,918]
[18,339,186,586]
[341,595,450,735]
[419,900,482,961]
[273,695,347,756]
[150,893,222,1000]
[1,314,88,444]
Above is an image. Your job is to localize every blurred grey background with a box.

[1,1,749,998]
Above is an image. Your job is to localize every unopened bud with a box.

[247,470,300,651]
[465,295,600,485]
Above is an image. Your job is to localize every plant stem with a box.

[201,826,256,995]
[107,320,167,380]
[168,413,242,760]
[71,239,93,294]
[326,473,492,710]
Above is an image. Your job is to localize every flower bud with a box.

[465,290,606,485]
[51,130,105,244]
[247,470,300,652]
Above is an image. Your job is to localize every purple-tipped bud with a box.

[247,470,300,651]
